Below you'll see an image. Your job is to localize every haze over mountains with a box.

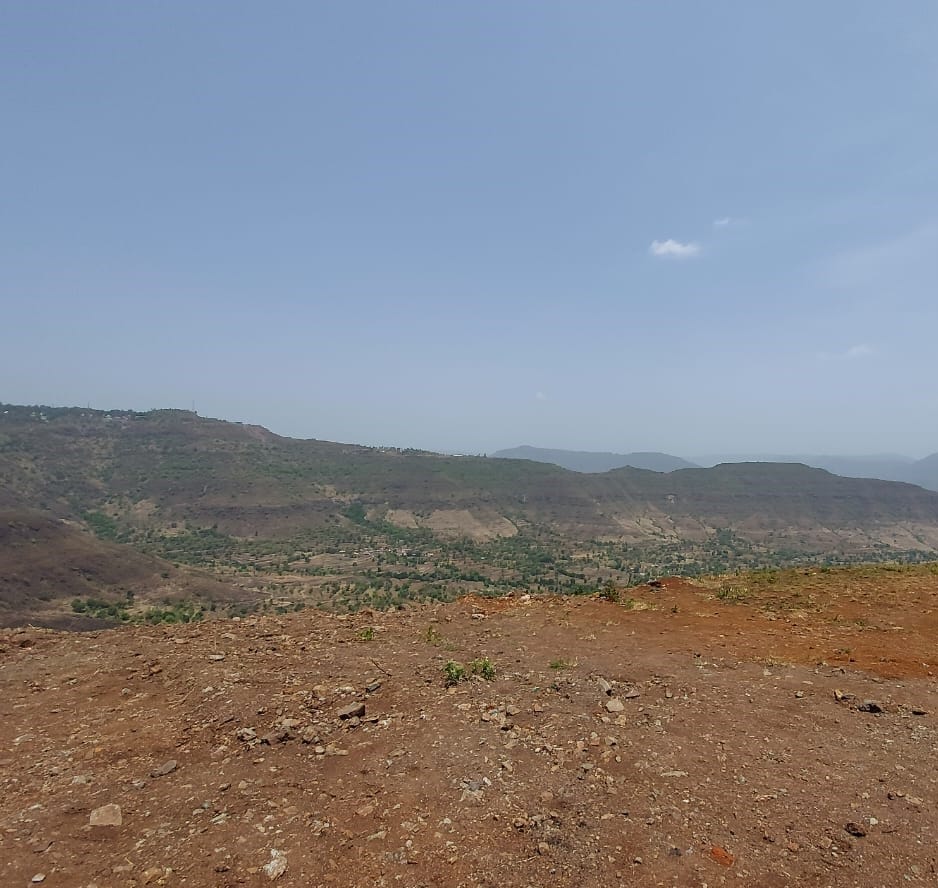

[492,445,938,491]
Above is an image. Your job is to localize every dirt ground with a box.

[1,575,937,887]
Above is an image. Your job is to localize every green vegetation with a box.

[443,657,496,685]
[71,596,130,621]
[469,657,496,680]
[358,626,375,641]
[70,596,203,623]
[716,583,749,602]
[549,657,575,670]
[443,660,467,686]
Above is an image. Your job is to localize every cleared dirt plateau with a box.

[2,577,937,888]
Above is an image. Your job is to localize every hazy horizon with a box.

[4,3,937,457]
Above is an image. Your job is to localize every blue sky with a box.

[3,2,937,456]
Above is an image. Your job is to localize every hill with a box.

[697,452,938,491]
[0,509,249,627]
[491,445,698,473]
[2,566,937,886]
[5,404,938,618]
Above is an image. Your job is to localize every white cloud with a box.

[713,217,732,227]
[649,239,701,259]
[535,391,547,401]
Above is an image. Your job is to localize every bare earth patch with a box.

[1,574,936,887]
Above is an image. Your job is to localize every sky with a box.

[3,2,938,457]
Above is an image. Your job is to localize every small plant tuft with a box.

[358,626,375,642]
[469,657,496,680]
[443,660,467,687]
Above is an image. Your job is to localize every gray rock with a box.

[337,701,366,720]
[606,698,625,713]
[150,759,177,778]
[89,804,122,827]
[263,848,288,880]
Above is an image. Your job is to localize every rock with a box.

[208,653,226,661]
[236,727,257,742]
[537,841,550,855]
[300,726,319,744]
[858,700,883,713]
[365,680,383,693]
[261,728,293,744]
[337,701,366,720]
[150,759,177,778]
[263,849,288,880]
[89,804,122,827]
[605,698,625,713]
[31,875,45,883]
[845,821,867,837]
[709,846,734,866]
[597,677,613,696]
[794,690,805,699]
[623,687,641,699]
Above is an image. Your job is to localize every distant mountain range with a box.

[492,445,938,491]
[490,446,698,474]
[5,403,938,624]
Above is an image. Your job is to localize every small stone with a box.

[337,701,366,720]
[858,700,883,714]
[537,841,550,855]
[794,690,805,699]
[597,678,613,696]
[844,821,867,837]
[150,759,177,778]
[709,846,734,866]
[263,848,287,880]
[365,680,382,693]
[208,653,226,661]
[143,867,163,884]
[622,688,641,699]
[605,699,625,713]
[89,804,122,827]
[236,727,257,742]
[31,875,46,883]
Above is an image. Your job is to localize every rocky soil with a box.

[1,578,936,887]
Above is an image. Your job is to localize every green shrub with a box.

[443,661,466,687]
[469,657,496,680]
